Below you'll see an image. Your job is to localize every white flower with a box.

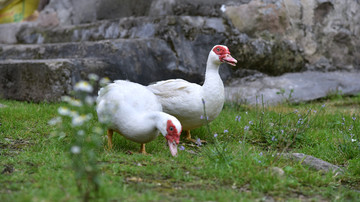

[351,139,357,142]
[61,96,72,103]
[99,77,111,86]
[71,146,81,154]
[72,114,92,126]
[69,99,83,107]
[88,73,99,81]
[77,130,85,136]
[93,127,103,135]
[58,107,70,116]
[85,96,95,105]
[48,117,62,125]
[74,81,93,93]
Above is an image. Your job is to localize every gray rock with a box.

[225,71,360,104]
[0,59,73,102]
[282,153,344,174]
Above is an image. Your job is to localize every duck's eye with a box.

[169,126,174,131]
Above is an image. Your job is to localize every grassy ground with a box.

[1,95,360,201]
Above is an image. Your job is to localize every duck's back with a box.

[96,80,163,142]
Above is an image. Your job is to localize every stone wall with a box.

[0,0,359,103]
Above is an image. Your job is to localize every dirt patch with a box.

[0,137,32,156]
[1,164,14,174]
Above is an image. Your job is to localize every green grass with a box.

[1,96,360,201]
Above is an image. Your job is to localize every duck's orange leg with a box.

[139,143,147,154]
[107,129,113,149]
[185,130,207,144]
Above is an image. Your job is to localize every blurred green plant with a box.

[335,115,360,160]
[49,74,110,202]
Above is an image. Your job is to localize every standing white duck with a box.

[148,45,237,142]
[96,80,182,156]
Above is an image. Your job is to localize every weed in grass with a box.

[49,74,110,201]
[201,99,233,168]
[335,114,360,160]
[276,88,295,104]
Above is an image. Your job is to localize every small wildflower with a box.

[245,111,248,115]
[235,115,241,122]
[72,114,92,127]
[179,145,185,151]
[352,117,356,121]
[48,117,62,125]
[350,133,354,138]
[200,115,204,119]
[342,117,345,122]
[313,110,317,113]
[239,141,242,143]
[258,160,262,163]
[61,96,72,103]
[259,152,263,156]
[71,146,81,154]
[321,104,326,108]
[88,73,99,81]
[244,126,250,131]
[74,81,93,93]
[58,107,70,116]
[280,130,284,134]
[85,96,95,105]
[224,129,229,133]
[99,77,111,86]
[249,121,253,125]
[69,110,79,117]
[93,127,103,134]
[69,99,83,107]
[196,138,202,146]
[294,109,298,113]
[351,139,357,142]
[77,130,85,136]
[214,133,218,138]
[271,136,276,141]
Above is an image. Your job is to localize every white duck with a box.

[96,80,182,156]
[148,45,237,142]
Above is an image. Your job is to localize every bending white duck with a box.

[148,45,237,142]
[96,80,182,156]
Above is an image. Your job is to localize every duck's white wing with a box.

[148,79,204,128]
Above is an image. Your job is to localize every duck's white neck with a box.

[202,55,223,91]
[149,111,169,136]
[200,53,225,120]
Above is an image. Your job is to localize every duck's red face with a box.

[165,120,182,157]
[212,45,237,66]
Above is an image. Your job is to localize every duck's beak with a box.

[221,54,237,66]
[167,140,178,157]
